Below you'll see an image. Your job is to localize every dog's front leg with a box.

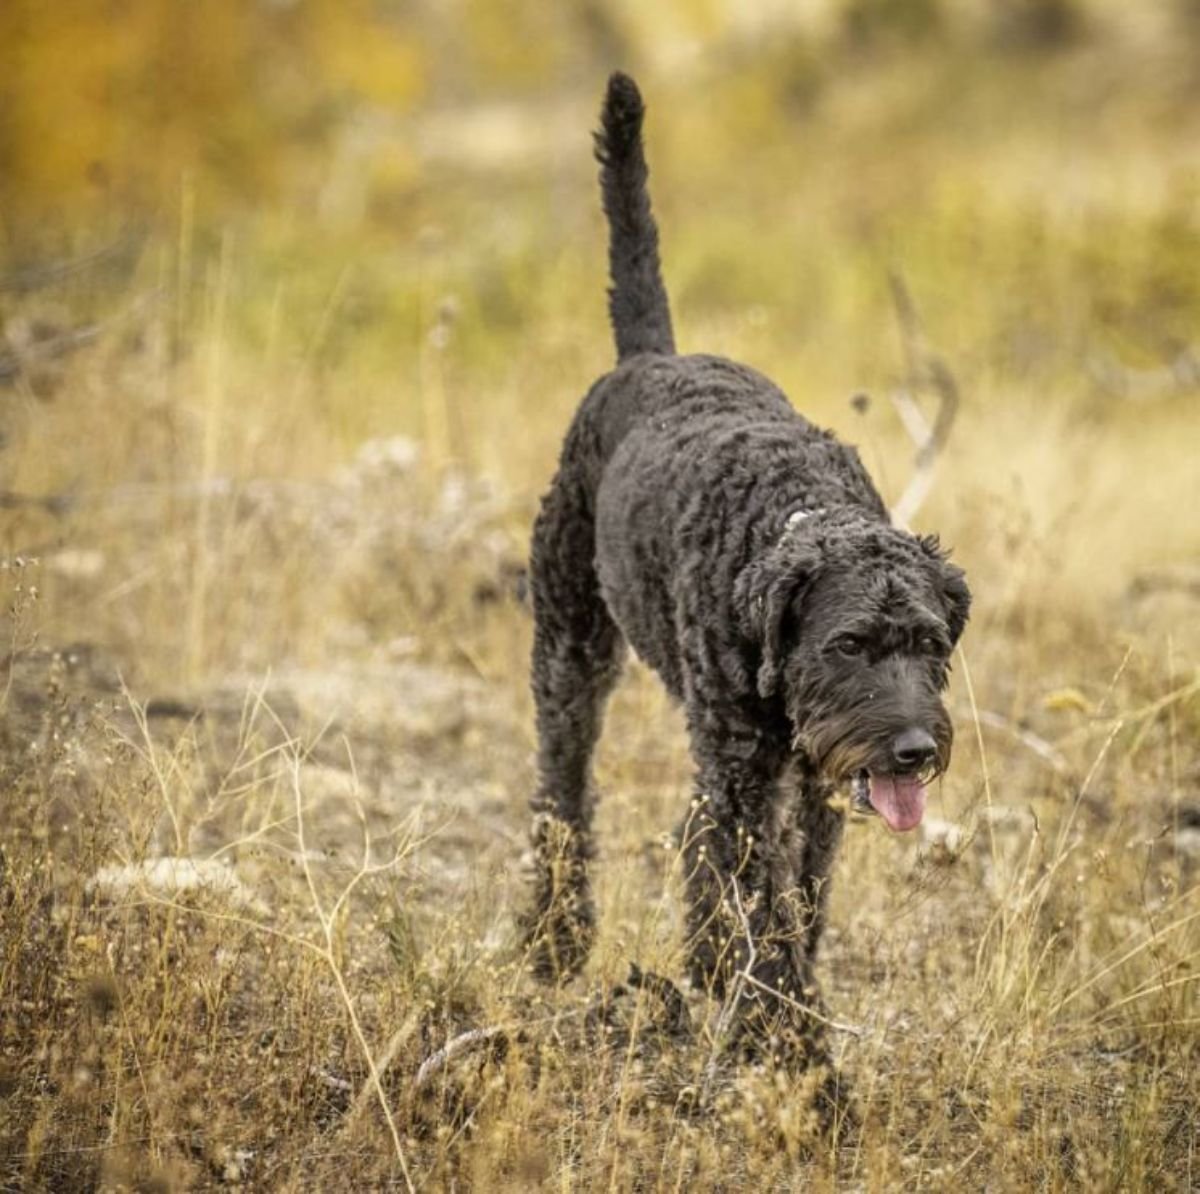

[795,783,845,976]
[784,781,847,1075]
[681,734,812,1049]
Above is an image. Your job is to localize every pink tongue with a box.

[868,774,927,832]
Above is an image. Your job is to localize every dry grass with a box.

[3,43,1199,1192]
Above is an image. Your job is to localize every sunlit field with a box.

[2,4,1198,1189]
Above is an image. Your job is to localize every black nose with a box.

[892,728,937,772]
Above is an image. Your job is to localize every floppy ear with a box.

[940,560,971,647]
[736,545,820,700]
[921,535,971,647]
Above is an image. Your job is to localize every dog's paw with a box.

[521,909,594,984]
[521,813,596,982]
[812,1063,859,1142]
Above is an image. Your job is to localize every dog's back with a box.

[587,74,843,473]
[580,75,889,681]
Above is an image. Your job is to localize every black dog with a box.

[524,73,970,1069]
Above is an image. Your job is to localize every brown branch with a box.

[1088,346,1200,403]
[973,709,1070,774]
[0,490,75,515]
[0,476,332,519]
[413,1027,508,1092]
[0,235,143,294]
[1126,566,1200,603]
[700,872,757,1105]
[1,287,162,386]
[886,273,962,530]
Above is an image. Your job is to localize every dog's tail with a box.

[594,72,676,361]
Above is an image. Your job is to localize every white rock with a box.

[87,858,265,912]
[45,549,105,579]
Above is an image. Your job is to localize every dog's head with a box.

[736,510,970,831]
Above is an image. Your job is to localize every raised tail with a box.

[594,73,676,361]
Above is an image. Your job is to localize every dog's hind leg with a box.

[523,475,625,981]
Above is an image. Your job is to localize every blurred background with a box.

[3,5,1199,1187]
[3,0,1199,821]
[4,2,1200,670]
[4,0,1200,788]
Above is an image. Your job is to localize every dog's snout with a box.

[892,728,937,772]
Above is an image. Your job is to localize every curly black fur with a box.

[524,73,970,1075]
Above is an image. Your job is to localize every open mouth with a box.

[851,770,927,833]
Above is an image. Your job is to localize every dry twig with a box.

[974,709,1070,774]
[700,875,757,1105]
[1088,344,1200,403]
[413,1027,508,1092]
[284,734,419,1191]
[887,273,962,529]
[0,235,142,294]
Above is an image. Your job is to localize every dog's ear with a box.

[736,545,821,700]
[939,560,971,647]
[921,535,971,647]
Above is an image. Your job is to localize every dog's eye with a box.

[917,634,939,655]
[834,635,865,658]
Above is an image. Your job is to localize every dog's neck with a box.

[784,507,825,528]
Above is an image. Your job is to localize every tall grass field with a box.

[2,10,1198,1189]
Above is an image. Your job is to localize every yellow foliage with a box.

[1042,688,1095,715]
[0,0,425,229]
[317,0,424,107]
